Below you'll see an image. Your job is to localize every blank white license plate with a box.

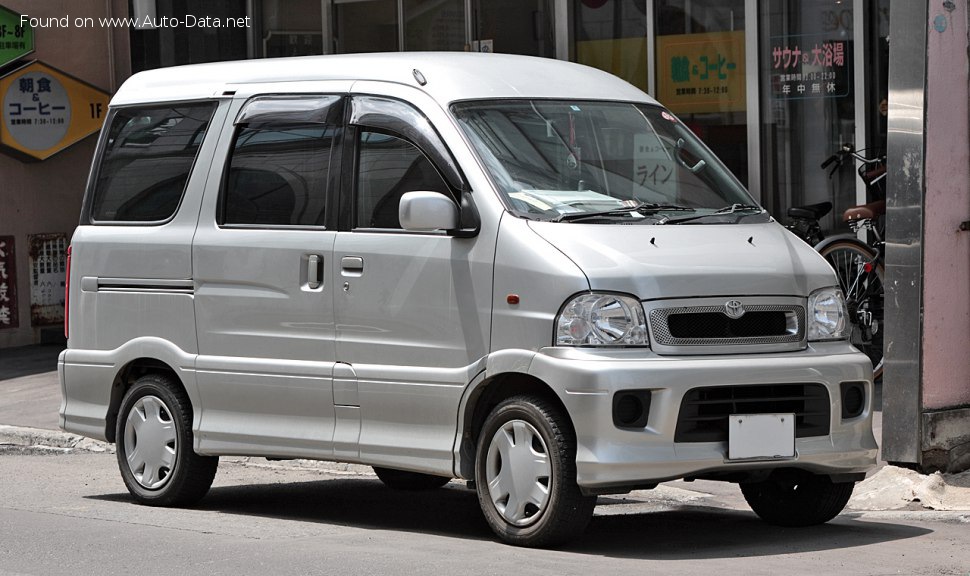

[728,413,795,460]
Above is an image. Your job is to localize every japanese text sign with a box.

[1,60,110,161]
[633,131,676,200]
[0,235,18,329]
[0,4,34,68]
[770,34,850,99]
[658,31,746,114]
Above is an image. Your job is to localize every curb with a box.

[0,424,376,476]
[0,424,113,453]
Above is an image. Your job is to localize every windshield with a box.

[452,100,762,223]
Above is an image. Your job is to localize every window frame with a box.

[217,94,346,231]
[82,99,218,226]
[342,95,466,234]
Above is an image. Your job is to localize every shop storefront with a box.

[1,0,892,349]
[129,0,889,235]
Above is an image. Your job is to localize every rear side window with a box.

[89,103,216,222]
[221,96,341,227]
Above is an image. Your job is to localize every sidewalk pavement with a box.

[2,343,969,511]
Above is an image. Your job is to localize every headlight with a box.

[556,293,649,346]
[807,287,849,341]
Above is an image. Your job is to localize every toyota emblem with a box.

[724,300,745,319]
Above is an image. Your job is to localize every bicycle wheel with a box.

[818,240,884,381]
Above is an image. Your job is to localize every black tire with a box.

[474,395,596,547]
[115,373,218,506]
[741,469,855,527]
[373,467,451,490]
[818,239,884,381]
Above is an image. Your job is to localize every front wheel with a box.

[818,239,884,380]
[741,469,855,526]
[474,395,596,547]
[116,373,218,506]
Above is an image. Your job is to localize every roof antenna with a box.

[413,69,428,86]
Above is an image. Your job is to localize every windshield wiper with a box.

[661,203,764,224]
[714,203,764,214]
[551,202,694,223]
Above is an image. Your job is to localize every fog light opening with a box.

[613,390,651,428]
[840,382,866,419]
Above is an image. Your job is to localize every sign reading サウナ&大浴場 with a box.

[1,60,110,161]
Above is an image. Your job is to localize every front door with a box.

[332,94,491,474]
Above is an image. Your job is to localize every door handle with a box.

[307,254,323,289]
[340,256,364,274]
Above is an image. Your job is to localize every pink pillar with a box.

[884,0,970,472]
[920,2,970,470]
[923,3,970,411]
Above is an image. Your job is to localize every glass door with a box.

[758,0,856,234]
[471,0,556,56]
[655,0,749,186]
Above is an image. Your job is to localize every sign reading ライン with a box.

[0,60,109,161]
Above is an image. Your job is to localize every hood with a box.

[527,220,836,299]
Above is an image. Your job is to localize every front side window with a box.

[452,100,761,224]
[89,103,216,222]
[222,98,339,227]
[355,131,451,229]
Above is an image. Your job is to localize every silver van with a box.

[60,53,877,547]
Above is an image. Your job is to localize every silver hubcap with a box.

[124,395,177,490]
[485,419,551,526]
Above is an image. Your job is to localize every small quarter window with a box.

[89,103,216,222]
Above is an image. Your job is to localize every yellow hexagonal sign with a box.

[0,60,110,161]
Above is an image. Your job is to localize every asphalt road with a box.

[2,450,968,576]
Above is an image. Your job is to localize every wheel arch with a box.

[456,371,572,479]
[105,357,185,442]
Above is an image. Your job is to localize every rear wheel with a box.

[116,373,218,506]
[741,469,855,526]
[819,239,884,380]
[474,395,596,547]
[372,467,451,490]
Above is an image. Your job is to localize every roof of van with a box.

[110,52,657,107]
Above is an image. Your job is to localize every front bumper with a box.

[528,342,878,492]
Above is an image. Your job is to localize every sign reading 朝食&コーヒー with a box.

[0,60,110,161]
[657,30,746,115]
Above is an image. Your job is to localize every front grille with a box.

[674,384,830,443]
[650,304,803,346]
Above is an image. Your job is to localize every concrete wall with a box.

[922,2,970,411]
[0,0,129,348]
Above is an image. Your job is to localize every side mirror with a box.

[399,191,459,232]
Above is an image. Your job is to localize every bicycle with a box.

[786,145,886,381]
